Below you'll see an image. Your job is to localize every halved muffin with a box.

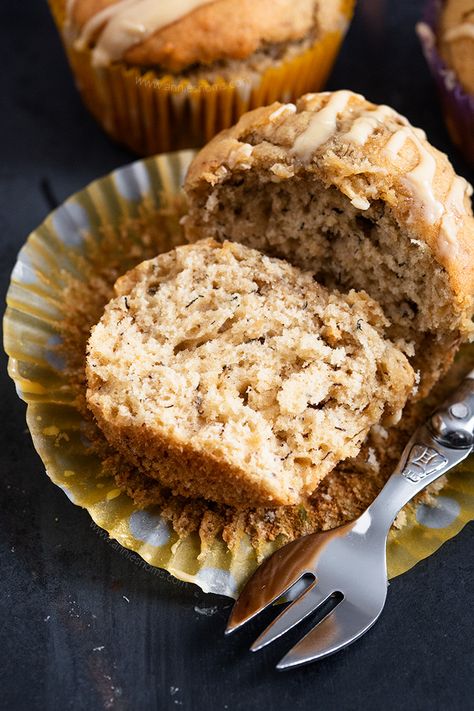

[86,239,414,508]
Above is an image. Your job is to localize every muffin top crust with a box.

[66,0,346,70]
[439,0,474,95]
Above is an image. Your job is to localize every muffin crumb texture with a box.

[86,239,414,507]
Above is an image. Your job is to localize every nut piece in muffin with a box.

[184,90,474,395]
[86,239,415,508]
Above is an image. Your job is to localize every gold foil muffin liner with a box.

[47,0,355,156]
[4,151,474,597]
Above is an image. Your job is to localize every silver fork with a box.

[226,371,474,670]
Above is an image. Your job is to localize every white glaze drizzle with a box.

[384,127,444,224]
[343,107,472,254]
[226,88,470,254]
[64,0,79,41]
[341,105,397,145]
[292,90,354,161]
[384,126,412,157]
[439,176,473,260]
[70,0,215,66]
[290,92,449,221]
[269,104,297,122]
[444,23,474,42]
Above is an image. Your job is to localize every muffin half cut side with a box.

[86,239,415,508]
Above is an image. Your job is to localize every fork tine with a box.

[276,599,378,670]
[226,568,305,635]
[226,536,317,634]
[250,582,332,652]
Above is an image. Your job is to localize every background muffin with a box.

[48,0,355,154]
[418,0,474,165]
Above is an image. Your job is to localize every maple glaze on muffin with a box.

[86,239,414,507]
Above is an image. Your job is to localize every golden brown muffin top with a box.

[185,90,474,301]
[67,0,345,71]
[439,0,474,95]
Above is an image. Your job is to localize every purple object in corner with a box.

[417,0,474,166]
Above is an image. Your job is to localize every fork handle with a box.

[367,371,474,530]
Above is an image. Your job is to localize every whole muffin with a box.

[184,90,474,394]
[418,0,474,164]
[49,0,355,154]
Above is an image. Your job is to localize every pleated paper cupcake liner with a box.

[48,0,355,156]
[417,0,474,166]
[4,150,474,597]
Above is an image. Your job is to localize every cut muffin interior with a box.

[186,180,457,387]
[86,239,414,508]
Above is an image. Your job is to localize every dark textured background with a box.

[1,1,473,709]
